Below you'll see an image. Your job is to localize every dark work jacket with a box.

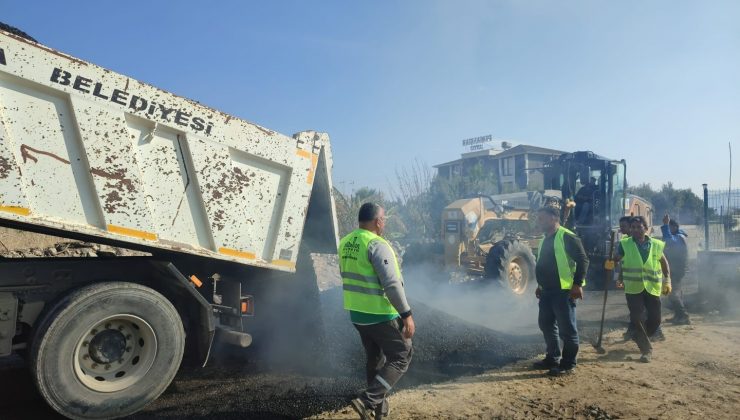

[661,225,688,275]
[536,230,589,291]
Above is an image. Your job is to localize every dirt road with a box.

[3,269,737,419]
[314,313,740,420]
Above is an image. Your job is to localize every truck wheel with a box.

[30,282,185,419]
[486,240,536,295]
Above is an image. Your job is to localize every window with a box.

[502,157,514,176]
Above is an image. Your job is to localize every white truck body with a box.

[0,26,340,419]
[0,29,337,271]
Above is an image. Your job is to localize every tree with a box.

[627,183,707,225]
[334,187,385,237]
[333,187,406,240]
[388,159,435,241]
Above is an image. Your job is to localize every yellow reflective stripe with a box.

[343,284,385,296]
[271,259,296,269]
[307,153,318,184]
[341,271,380,284]
[623,271,661,277]
[107,224,157,241]
[622,275,662,281]
[218,247,256,260]
[0,205,30,216]
[296,149,318,184]
[342,290,398,315]
[343,277,383,290]
[296,149,311,159]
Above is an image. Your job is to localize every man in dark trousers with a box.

[662,214,691,324]
[339,202,415,420]
[618,216,665,341]
[612,216,671,362]
[534,206,589,376]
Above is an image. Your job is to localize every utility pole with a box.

[703,183,709,250]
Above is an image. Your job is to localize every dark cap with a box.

[537,206,560,218]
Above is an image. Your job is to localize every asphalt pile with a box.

[133,283,541,419]
[318,287,540,382]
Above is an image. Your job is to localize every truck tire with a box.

[485,240,537,295]
[29,282,185,419]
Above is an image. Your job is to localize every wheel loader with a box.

[439,151,653,294]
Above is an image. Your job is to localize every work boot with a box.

[532,358,560,370]
[547,366,575,376]
[649,329,665,342]
[350,398,372,420]
[640,352,652,363]
[374,398,389,418]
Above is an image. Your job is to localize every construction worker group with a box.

[340,201,687,419]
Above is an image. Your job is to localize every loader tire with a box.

[485,240,537,296]
[30,282,185,419]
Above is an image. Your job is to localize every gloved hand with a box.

[662,278,672,295]
[565,198,576,208]
[535,287,541,299]
[616,280,624,289]
[604,259,615,271]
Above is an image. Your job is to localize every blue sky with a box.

[3,1,738,196]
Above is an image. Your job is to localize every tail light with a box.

[240,296,254,316]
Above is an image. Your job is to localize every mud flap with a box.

[0,293,18,356]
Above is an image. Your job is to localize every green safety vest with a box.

[338,229,400,315]
[621,237,665,296]
[537,226,584,289]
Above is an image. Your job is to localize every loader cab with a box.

[543,151,628,276]
[543,151,626,231]
[543,151,653,291]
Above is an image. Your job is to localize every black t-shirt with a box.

[536,230,589,290]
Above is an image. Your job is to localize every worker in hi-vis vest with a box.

[607,215,672,363]
[534,205,589,377]
[339,202,414,420]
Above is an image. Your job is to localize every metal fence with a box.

[705,188,740,249]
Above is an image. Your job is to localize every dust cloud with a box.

[402,262,541,336]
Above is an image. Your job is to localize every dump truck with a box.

[438,151,654,294]
[0,26,338,419]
